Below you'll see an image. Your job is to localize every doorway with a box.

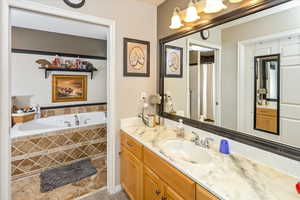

[0,1,117,200]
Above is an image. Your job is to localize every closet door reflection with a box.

[254,54,280,134]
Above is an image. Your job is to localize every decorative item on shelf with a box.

[36,59,52,68]
[81,61,96,71]
[52,55,61,68]
[184,0,200,23]
[123,38,150,77]
[165,45,183,78]
[75,57,82,69]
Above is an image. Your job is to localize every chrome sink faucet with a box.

[191,132,214,149]
[74,114,80,126]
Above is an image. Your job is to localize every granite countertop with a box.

[121,125,299,200]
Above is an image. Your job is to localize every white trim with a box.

[1,0,117,199]
[237,28,300,132]
[187,39,222,125]
[114,184,123,193]
[0,1,12,200]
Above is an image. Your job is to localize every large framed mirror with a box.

[159,0,300,160]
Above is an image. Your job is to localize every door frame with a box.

[186,38,222,125]
[0,0,117,199]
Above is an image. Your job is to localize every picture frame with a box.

[52,75,87,102]
[165,45,183,78]
[123,38,150,77]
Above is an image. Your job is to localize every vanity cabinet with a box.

[120,131,219,200]
[120,146,143,200]
[256,108,277,132]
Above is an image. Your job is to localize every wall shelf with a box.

[39,67,98,79]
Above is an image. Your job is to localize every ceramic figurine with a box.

[36,59,52,68]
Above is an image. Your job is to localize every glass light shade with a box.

[229,0,243,3]
[184,1,200,22]
[169,8,183,29]
[203,0,227,13]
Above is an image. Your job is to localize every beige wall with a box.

[21,0,157,186]
[12,27,107,57]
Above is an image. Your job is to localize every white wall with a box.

[11,53,107,107]
[22,0,157,186]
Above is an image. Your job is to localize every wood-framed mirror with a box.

[159,0,300,161]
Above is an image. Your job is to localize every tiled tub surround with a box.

[41,104,107,118]
[121,120,299,200]
[12,111,106,138]
[11,124,107,179]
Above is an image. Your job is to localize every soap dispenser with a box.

[176,119,185,138]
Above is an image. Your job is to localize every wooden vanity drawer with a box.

[121,131,143,160]
[256,108,277,117]
[143,147,196,200]
[196,184,219,200]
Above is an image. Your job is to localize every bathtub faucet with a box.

[74,114,80,126]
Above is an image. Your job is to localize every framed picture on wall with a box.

[52,75,87,102]
[165,45,183,78]
[123,38,150,77]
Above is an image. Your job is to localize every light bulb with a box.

[204,0,227,14]
[184,1,200,23]
[229,0,243,3]
[169,8,183,29]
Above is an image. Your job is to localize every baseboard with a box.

[75,186,107,200]
[114,184,122,193]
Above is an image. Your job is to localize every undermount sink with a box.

[159,139,212,165]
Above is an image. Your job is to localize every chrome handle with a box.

[155,189,161,195]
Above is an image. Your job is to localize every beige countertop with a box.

[121,124,299,200]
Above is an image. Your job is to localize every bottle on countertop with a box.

[176,119,185,138]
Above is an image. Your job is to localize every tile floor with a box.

[80,190,129,200]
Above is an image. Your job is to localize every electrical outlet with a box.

[140,92,147,101]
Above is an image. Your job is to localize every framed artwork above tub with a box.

[52,75,87,102]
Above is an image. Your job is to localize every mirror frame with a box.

[159,0,300,161]
[254,54,280,135]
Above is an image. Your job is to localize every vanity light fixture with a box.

[169,7,183,29]
[229,0,243,3]
[203,0,227,14]
[184,0,200,23]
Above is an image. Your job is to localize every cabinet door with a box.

[163,184,185,200]
[143,166,163,200]
[121,146,143,200]
[196,184,219,200]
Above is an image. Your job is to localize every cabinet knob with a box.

[155,189,161,195]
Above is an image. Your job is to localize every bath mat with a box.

[40,158,97,193]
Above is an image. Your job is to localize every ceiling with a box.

[11,8,108,40]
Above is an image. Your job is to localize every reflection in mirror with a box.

[254,55,279,134]
[162,3,300,148]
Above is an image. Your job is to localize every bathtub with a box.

[11,111,106,139]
